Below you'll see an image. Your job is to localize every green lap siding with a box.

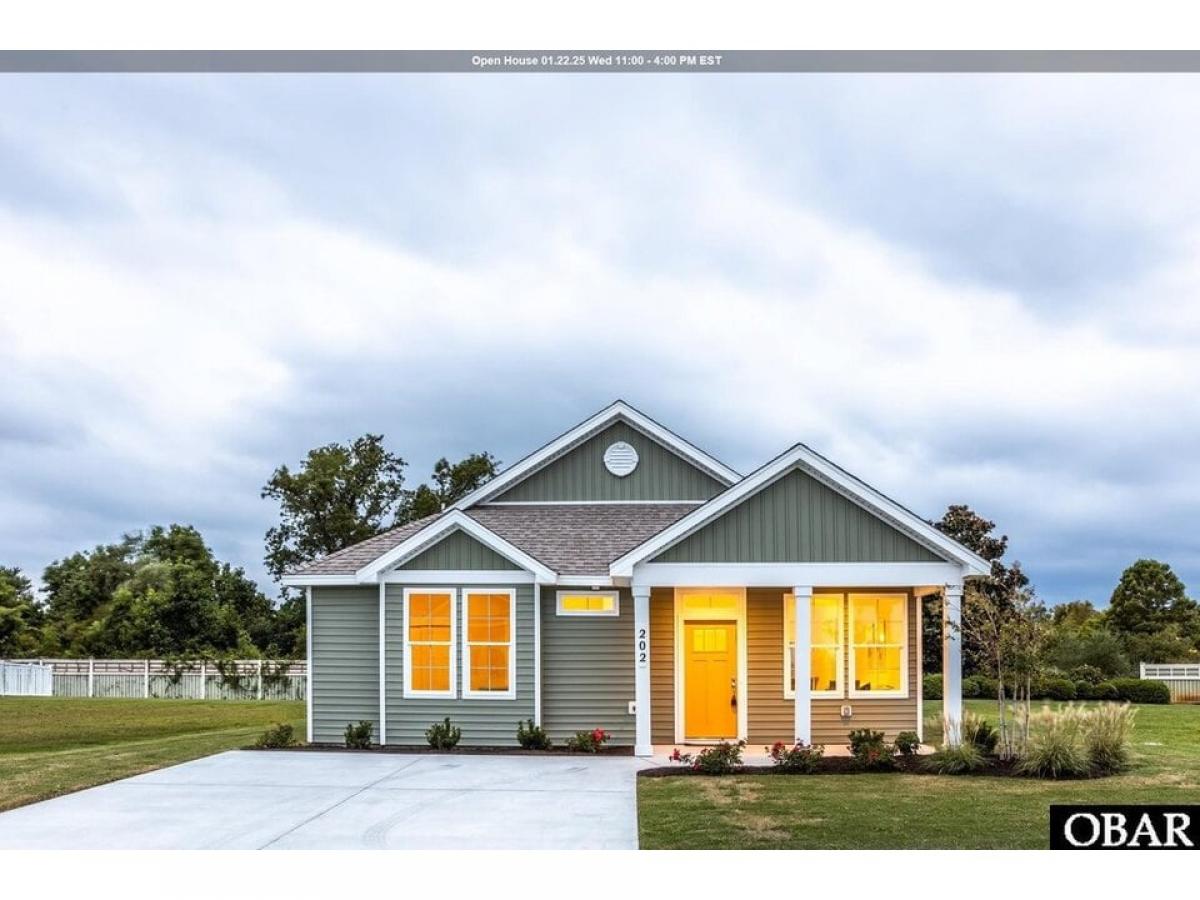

[652,468,943,563]
[492,420,727,502]
[398,529,520,570]
[540,587,636,746]
[310,586,379,743]
[385,584,535,746]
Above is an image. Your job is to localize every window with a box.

[403,589,455,698]
[556,590,619,617]
[463,589,515,698]
[849,593,908,697]
[784,593,844,698]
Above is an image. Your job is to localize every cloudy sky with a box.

[2,73,1198,605]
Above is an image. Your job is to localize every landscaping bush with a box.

[961,712,999,754]
[848,728,896,771]
[425,717,461,749]
[923,673,943,699]
[1083,703,1136,776]
[670,740,745,774]
[566,728,610,753]
[1092,681,1119,701]
[344,720,374,749]
[962,674,998,698]
[1069,664,1106,685]
[254,722,296,749]
[1108,678,1171,704]
[1015,708,1089,779]
[766,740,823,773]
[923,742,985,775]
[894,731,921,756]
[1075,680,1096,700]
[516,719,551,750]
[1041,677,1077,701]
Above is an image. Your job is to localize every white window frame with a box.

[848,592,909,699]
[555,589,620,617]
[461,587,517,700]
[402,587,458,699]
[784,592,844,700]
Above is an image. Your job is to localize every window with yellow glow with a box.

[463,590,515,698]
[784,593,844,698]
[850,594,907,696]
[404,590,454,697]
[556,591,619,617]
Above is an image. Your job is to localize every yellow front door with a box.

[683,621,738,739]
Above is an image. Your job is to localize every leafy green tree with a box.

[261,434,408,582]
[1107,559,1196,635]
[397,452,501,523]
[41,536,139,649]
[0,567,43,656]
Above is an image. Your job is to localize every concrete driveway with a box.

[0,751,648,849]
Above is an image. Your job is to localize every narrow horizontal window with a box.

[556,590,619,617]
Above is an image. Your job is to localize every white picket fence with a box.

[0,661,54,696]
[1141,662,1200,702]
[0,658,307,701]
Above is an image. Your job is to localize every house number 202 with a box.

[636,627,648,667]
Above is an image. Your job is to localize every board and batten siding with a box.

[745,589,920,745]
[649,588,675,744]
[310,586,379,743]
[398,528,520,570]
[491,420,726,503]
[540,587,635,745]
[652,468,943,563]
[384,583,534,746]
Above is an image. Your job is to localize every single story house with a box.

[284,401,986,755]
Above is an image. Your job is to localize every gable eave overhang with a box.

[450,400,741,511]
[354,510,557,583]
[609,443,992,579]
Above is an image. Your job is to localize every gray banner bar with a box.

[3,50,1200,73]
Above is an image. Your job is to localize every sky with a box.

[2,73,1198,605]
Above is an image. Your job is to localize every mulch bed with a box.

[251,743,633,756]
[638,755,1024,777]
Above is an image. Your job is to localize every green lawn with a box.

[0,697,305,813]
[638,700,1200,849]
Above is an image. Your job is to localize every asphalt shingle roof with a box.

[287,513,444,575]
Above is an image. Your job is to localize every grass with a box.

[637,699,1200,849]
[0,697,305,813]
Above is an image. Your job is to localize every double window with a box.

[784,592,908,699]
[402,588,516,700]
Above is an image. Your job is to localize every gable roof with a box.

[284,513,442,578]
[609,443,992,578]
[451,400,740,509]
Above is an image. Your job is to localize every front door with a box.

[683,621,738,740]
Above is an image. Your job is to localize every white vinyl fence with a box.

[1141,662,1200,703]
[0,658,306,701]
[0,661,54,696]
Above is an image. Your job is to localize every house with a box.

[283,401,987,755]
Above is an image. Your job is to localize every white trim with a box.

[401,587,458,699]
[383,569,535,585]
[784,591,844,700]
[847,592,910,700]
[282,574,360,587]
[480,500,707,507]
[673,588,748,743]
[943,582,964,742]
[556,575,614,587]
[793,586,813,746]
[378,582,387,745]
[533,584,543,726]
[305,587,313,743]
[355,510,556,583]
[555,589,620,617]
[451,400,740,510]
[611,444,991,577]
[633,586,652,757]
[915,591,925,743]
[632,561,968,588]
[460,587,518,700]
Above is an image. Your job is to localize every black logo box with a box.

[1050,805,1199,849]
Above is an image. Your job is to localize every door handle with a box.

[730,677,737,708]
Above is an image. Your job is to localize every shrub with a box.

[1074,680,1095,700]
[1092,681,1119,701]
[766,740,824,773]
[1108,678,1171,704]
[1069,664,1106,685]
[923,673,943,699]
[962,712,1000,754]
[254,722,296,749]
[425,717,461,750]
[923,742,985,775]
[671,740,745,774]
[344,720,374,749]
[566,728,610,753]
[848,728,896,771]
[1082,703,1136,776]
[1015,707,1089,779]
[1041,677,1077,701]
[894,731,921,756]
[515,719,551,750]
[962,674,998,699]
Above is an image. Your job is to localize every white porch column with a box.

[632,585,652,757]
[793,586,813,745]
[942,583,964,744]
[378,581,387,746]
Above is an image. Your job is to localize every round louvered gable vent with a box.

[603,441,639,477]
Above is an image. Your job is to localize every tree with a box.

[261,434,408,582]
[0,566,43,657]
[1107,559,1196,636]
[397,452,501,524]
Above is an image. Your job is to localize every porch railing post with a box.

[632,585,652,757]
[793,586,813,745]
